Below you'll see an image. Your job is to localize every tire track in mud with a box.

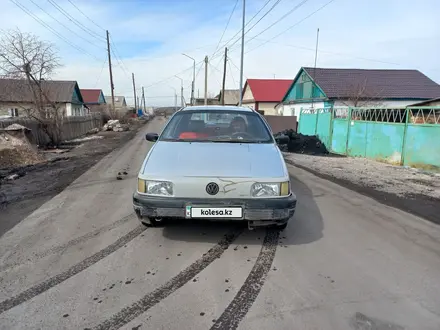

[92,227,244,330]
[0,213,136,273]
[211,228,280,330]
[0,225,145,314]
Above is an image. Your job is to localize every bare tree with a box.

[0,29,63,146]
[337,77,385,108]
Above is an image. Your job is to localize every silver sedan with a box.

[133,106,296,230]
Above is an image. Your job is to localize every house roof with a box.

[409,97,440,106]
[0,79,83,103]
[104,95,127,107]
[245,79,293,102]
[302,67,440,100]
[217,89,240,105]
[80,89,105,104]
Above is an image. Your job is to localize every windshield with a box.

[159,109,274,143]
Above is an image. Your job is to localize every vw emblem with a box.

[206,182,219,195]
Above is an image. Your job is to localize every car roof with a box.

[179,105,254,112]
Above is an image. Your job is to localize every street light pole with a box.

[182,53,195,106]
[175,75,184,107]
[239,0,246,106]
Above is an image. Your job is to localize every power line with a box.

[227,59,237,88]
[229,57,248,84]
[112,47,130,73]
[8,0,100,61]
[252,38,402,66]
[246,0,336,54]
[210,0,335,63]
[94,59,107,87]
[67,0,106,31]
[210,0,239,59]
[211,0,273,59]
[229,58,241,71]
[28,0,104,50]
[46,0,106,42]
[110,47,130,78]
[229,0,283,49]
[213,54,225,72]
[209,63,223,90]
[243,0,309,47]
[135,43,218,64]
[195,59,206,82]
[226,0,309,53]
[145,62,203,89]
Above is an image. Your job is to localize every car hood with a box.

[142,141,286,178]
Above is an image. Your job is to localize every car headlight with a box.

[138,179,173,196]
[251,182,290,197]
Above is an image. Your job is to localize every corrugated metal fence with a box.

[263,115,297,133]
[298,107,440,168]
[0,114,102,145]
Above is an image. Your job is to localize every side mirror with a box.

[275,134,289,145]
[145,132,159,142]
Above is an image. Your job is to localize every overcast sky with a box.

[1,0,439,106]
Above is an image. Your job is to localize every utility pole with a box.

[311,28,320,109]
[204,56,208,105]
[106,30,115,111]
[141,86,146,112]
[132,73,137,112]
[221,47,228,106]
[137,96,140,111]
[174,93,177,111]
[238,0,246,106]
[181,84,184,107]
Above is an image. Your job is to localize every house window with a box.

[296,83,303,99]
[9,108,19,117]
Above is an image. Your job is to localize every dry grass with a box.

[0,146,44,169]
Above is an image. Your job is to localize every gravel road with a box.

[0,117,439,330]
[284,153,440,225]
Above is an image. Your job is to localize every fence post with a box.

[401,107,410,166]
[329,106,334,152]
[314,108,319,135]
[345,107,352,155]
[298,108,303,133]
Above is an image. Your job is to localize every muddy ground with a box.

[284,152,440,225]
[0,121,148,237]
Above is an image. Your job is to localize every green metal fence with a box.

[403,107,440,168]
[297,108,333,149]
[298,106,440,168]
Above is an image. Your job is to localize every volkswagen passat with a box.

[133,106,296,230]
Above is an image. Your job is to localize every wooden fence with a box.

[0,114,102,145]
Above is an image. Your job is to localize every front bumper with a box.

[133,192,296,223]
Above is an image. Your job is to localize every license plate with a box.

[186,206,243,219]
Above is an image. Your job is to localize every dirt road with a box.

[0,118,439,330]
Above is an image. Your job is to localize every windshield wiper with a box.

[210,139,263,143]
